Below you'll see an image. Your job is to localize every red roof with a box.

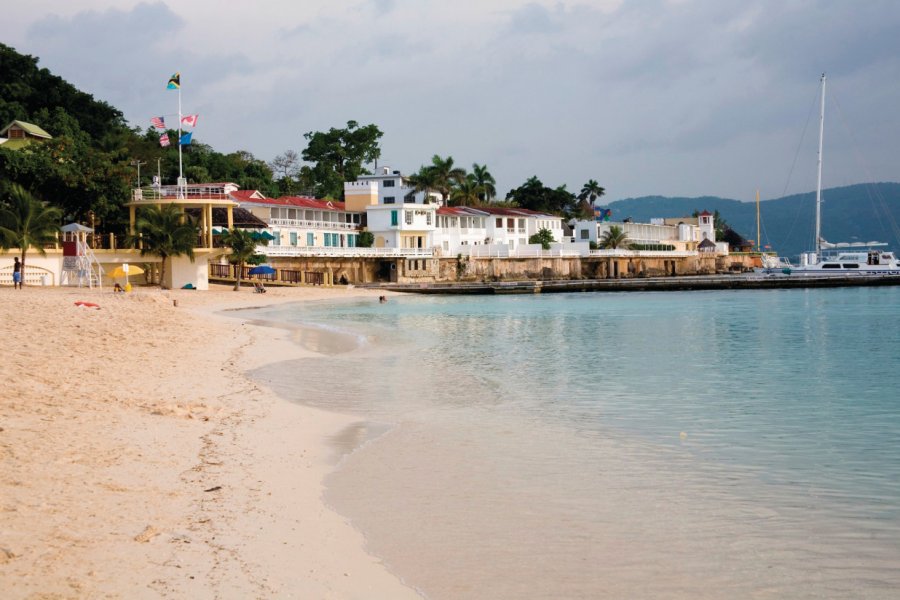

[243,196,346,211]
[699,210,712,217]
[229,190,266,202]
[437,206,556,218]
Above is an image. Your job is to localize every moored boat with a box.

[774,75,900,277]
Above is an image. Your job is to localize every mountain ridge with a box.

[604,182,900,258]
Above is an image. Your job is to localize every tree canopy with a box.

[505,176,578,217]
[301,120,383,198]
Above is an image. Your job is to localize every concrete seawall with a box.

[360,273,900,294]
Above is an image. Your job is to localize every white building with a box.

[436,206,565,254]
[237,195,363,251]
[344,168,438,250]
[573,210,721,252]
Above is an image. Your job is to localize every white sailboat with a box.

[776,74,900,276]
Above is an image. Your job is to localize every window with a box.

[391,210,398,226]
[324,234,331,247]
[384,196,396,204]
[496,218,503,228]
[307,232,315,246]
[290,232,298,245]
[426,212,433,226]
[383,179,396,187]
[580,229,590,240]
[348,234,356,247]
[405,211,413,225]
[404,196,416,203]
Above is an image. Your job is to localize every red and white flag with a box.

[181,114,199,128]
[159,132,170,147]
[150,116,166,130]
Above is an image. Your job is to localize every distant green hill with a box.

[606,183,900,259]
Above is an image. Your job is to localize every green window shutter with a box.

[391,210,398,226]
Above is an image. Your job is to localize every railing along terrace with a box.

[268,218,357,230]
[588,249,697,258]
[264,246,434,258]
[132,184,232,201]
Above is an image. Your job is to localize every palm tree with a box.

[428,155,466,203]
[407,165,439,203]
[577,179,605,220]
[0,184,62,286]
[127,203,198,288]
[449,174,482,207]
[578,180,605,205]
[471,163,496,202]
[599,225,630,249]
[221,228,269,291]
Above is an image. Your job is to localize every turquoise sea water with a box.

[246,287,900,599]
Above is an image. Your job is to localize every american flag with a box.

[159,132,170,147]
[150,116,166,130]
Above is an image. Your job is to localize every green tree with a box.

[449,174,482,207]
[0,184,62,286]
[357,231,374,248]
[528,228,555,250]
[221,227,269,291]
[578,179,605,219]
[472,163,496,202]
[598,225,631,249]
[126,204,197,289]
[505,176,578,217]
[407,165,439,203]
[301,120,383,198]
[427,155,466,203]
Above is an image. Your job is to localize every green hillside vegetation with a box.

[0,43,280,234]
[608,183,900,259]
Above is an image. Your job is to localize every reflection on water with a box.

[244,288,900,599]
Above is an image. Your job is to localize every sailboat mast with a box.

[756,189,760,252]
[815,73,826,255]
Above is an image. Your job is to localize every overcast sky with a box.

[6,0,900,201]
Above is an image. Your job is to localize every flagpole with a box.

[177,77,184,198]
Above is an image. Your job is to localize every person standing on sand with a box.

[12,257,22,289]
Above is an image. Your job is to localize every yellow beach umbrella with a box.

[108,264,144,291]
[108,264,144,279]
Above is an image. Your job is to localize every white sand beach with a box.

[0,283,417,598]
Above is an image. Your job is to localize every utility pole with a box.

[130,159,147,188]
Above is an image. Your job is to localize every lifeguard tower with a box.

[59,222,104,287]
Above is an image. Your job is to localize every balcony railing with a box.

[131,184,233,201]
[588,249,697,258]
[264,246,434,258]
[268,218,357,230]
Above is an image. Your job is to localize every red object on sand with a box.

[74,301,100,309]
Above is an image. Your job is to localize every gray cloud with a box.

[10,0,900,201]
